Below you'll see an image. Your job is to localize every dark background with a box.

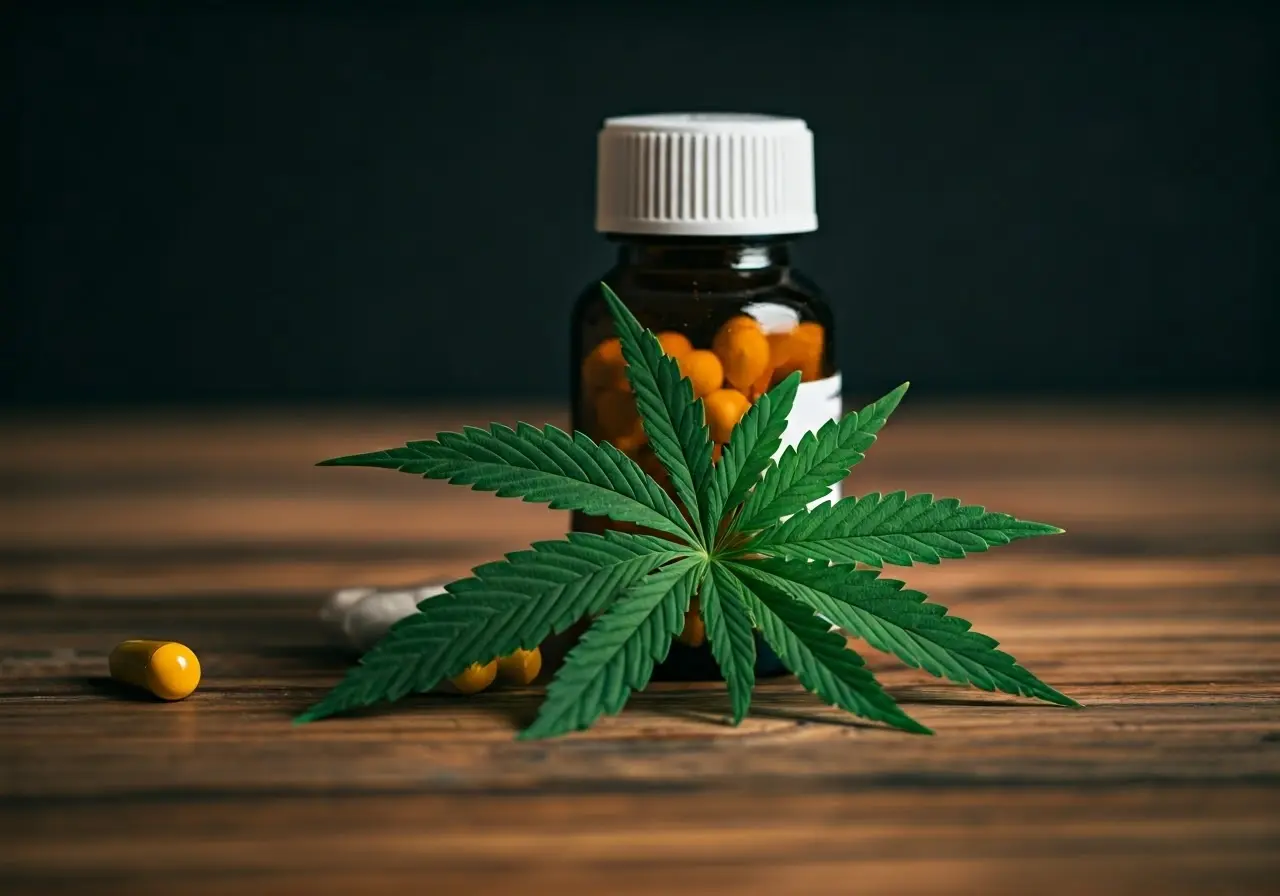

[5,1,1277,407]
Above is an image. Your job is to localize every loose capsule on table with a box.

[497,647,542,685]
[446,646,543,695]
[449,659,497,695]
[109,640,201,700]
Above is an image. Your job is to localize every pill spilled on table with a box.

[109,640,201,700]
[321,585,543,695]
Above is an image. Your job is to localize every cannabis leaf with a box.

[521,556,703,739]
[300,282,1075,737]
[296,531,689,722]
[724,563,931,734]
[730,559,1077,707]
[600,283,716,544]
[734,383,908,533]
[748,492,1063,567]
[701,564,757,725]
[319,422,697,544]
[707,371,801,530]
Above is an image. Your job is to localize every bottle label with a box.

[775,372,844,509]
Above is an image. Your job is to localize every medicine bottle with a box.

[570,114,842,679]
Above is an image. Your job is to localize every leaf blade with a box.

[702,563,757,725]
[319,422,697,544]
[737,382,909,532]
[520,555,704,739]
[736,558,1077,707]
[296,532,688,723]
[749,491,1064,567]
[600,283,715,544]
[724,563,930,734]
[708,372,801,532]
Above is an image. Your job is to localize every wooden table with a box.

[1,401,1277,894]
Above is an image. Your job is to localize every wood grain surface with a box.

[1,401,1278,894]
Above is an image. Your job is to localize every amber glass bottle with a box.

[570,114,842,680]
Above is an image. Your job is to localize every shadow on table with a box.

[281,683,975,734]
[81,675,166,702]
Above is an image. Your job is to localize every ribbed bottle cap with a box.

[595,113,818,237]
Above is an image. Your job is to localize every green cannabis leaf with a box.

[734,383,907,532]
[725,562,932,735]
[521,555,703,739]
[708,371,801,528]
[319,423,697,544]
[599,284,716,543]
[295,531,689,723]
[728,559,1077,707]
[298,283,1075,737]
[701,565,757,725]
[747,491,1063,567]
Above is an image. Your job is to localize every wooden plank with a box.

[0,403,1278,893]
[2,789,1277,895]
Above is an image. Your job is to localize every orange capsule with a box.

[655,331,693,360]
[771,322,824,383]
[677,350,725,398]
[676,598,706,647]
[109,640,201,701]
[747,345,778,399]
[582,337,629,393]
[717,315,763,337]
[765,331,797,380]
[766,331,793,364]
[596,388,642,439]
[748,372,774,400]
[713,321,771,392]
[449,660,498,695]
[703,388,752,444]
[794,320,825,349]
[497,647,542,685]
[612,429,648,458]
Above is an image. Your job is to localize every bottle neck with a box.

[611,236,795,272]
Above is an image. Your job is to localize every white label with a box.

[776,372,843,509]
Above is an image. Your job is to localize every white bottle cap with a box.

[595,113,818,237]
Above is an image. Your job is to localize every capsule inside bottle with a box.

[109,640,201,701]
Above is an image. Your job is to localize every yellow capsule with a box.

[449,660,498,695]
[496,647,542,685]
[108,640,201,701]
